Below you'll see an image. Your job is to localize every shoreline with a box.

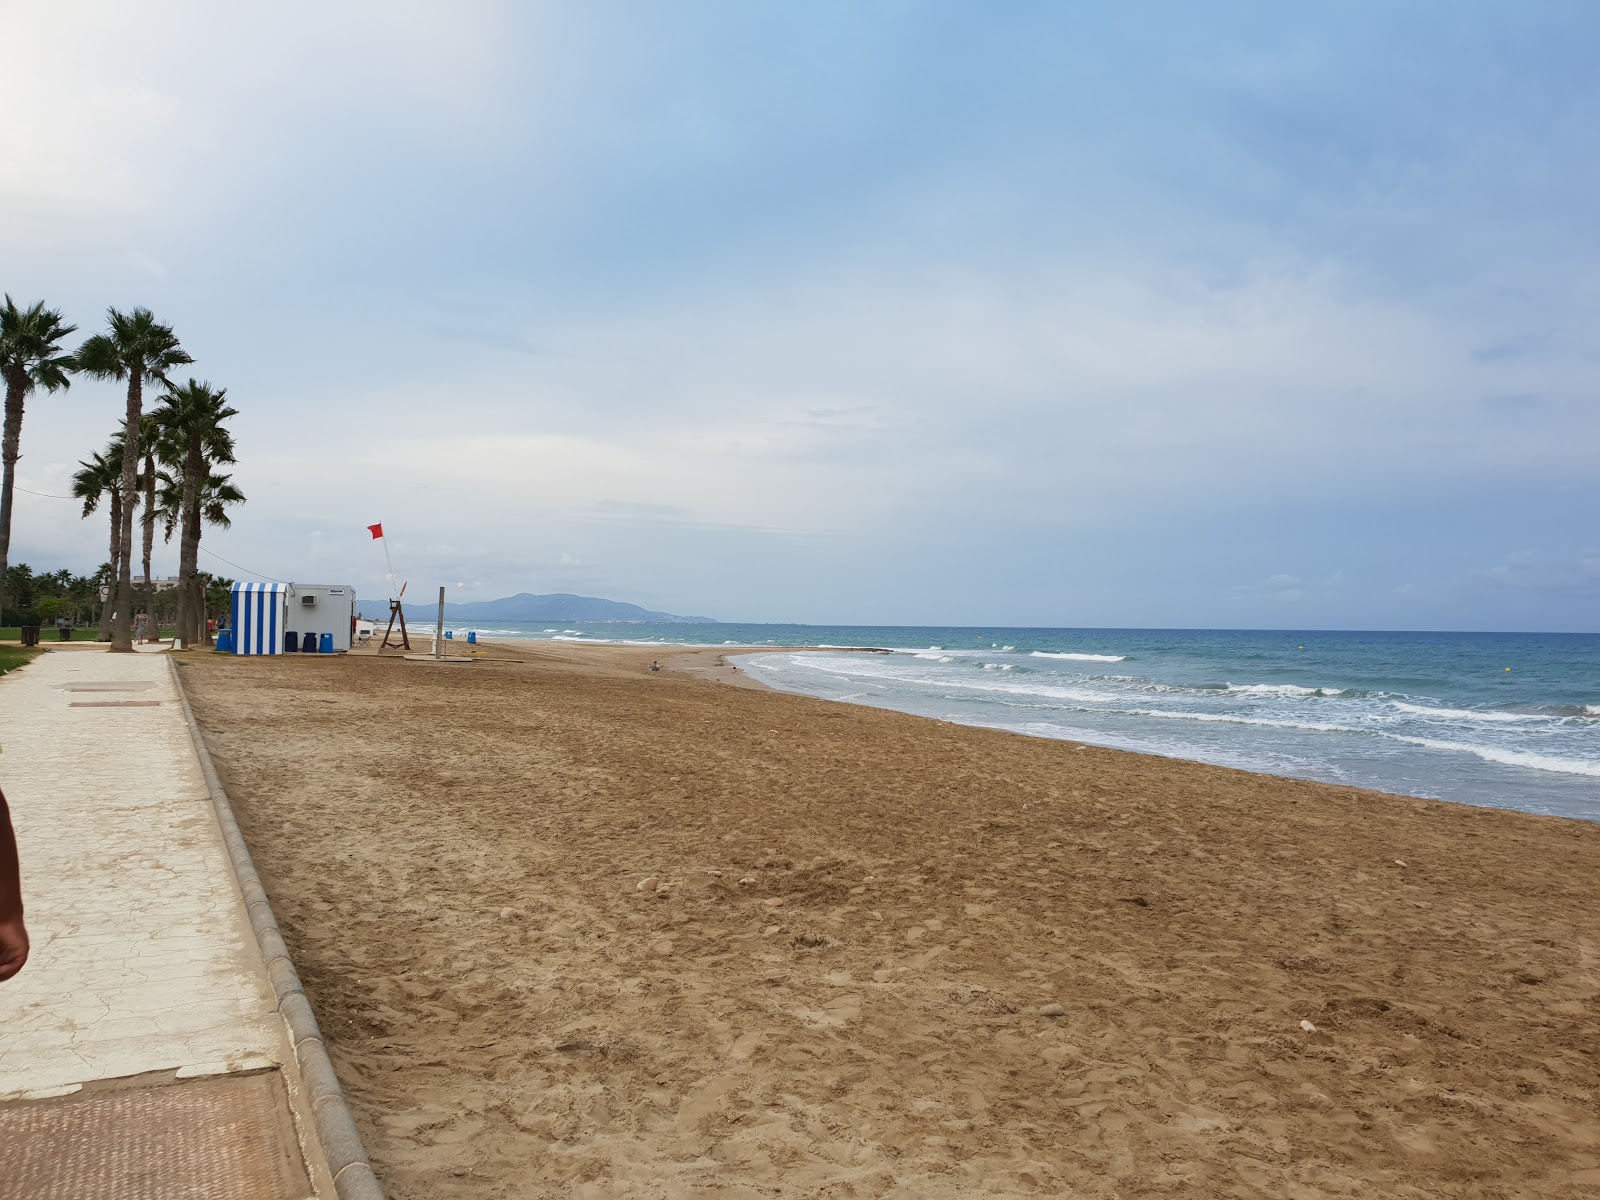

[177,639,1600,1197]
[498,638,1597,828]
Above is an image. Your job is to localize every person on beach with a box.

[0,787,28,982]
[651,660,660,672]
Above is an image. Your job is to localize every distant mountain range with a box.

[375,592,716,624]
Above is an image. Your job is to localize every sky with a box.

[3,2,1598,630]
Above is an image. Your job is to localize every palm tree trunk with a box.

[0,369,25,622]
[99,491,122,640]
[180,444,202,644]
[112,370,142,652]
[195,579,209,645]
[140,451,157,642]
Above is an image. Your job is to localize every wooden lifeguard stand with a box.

[380,595,410,650]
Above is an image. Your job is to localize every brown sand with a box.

[176,641,1600,1199]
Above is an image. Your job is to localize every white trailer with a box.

[285,583,356,653]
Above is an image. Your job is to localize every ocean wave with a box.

[1385,735,1600,778]
[799,656,1116,705]
[1223,683,1347,697]
[1128,708,1359,734]
[1030,651,1126,662]
[1392,701,1543,723]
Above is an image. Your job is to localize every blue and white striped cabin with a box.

[230,582,288,655]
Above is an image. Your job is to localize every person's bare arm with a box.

[0,786,28,982]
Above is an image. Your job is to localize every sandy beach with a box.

[176,640,1600,1199]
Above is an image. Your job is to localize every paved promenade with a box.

[0,646,334,1198]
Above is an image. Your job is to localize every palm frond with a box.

[0,295,78,394]
[75,307,191,382]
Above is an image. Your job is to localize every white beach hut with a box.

[230,581,288,655]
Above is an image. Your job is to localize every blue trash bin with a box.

[216,629,234,654]
[444,629,453,640]
[301,631,317,653]
[467,631,477,644]
[319,632,333,654]
[285,630,298,653]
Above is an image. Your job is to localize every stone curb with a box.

[169,658,387,1200]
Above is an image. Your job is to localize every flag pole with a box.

[369,521,398,599]
[383,539,397,599]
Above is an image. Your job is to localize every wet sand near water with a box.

[177,639,1600,1199]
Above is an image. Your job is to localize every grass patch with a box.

[0,645,40,676]
[0,627,105,644]
[0,626,176,644]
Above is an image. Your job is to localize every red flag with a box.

[367,523,384,539]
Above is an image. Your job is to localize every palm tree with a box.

[152,380,237,644]
[0,297,77,619]
[71,442,126,640]
[75,309,192,651]
[156,466,244,645]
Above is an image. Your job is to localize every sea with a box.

[455,622,1600,823]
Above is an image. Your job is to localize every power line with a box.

[197,544,286,584]
[15,485,76,499]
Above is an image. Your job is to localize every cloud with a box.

[1472,549,1600,598]
[3,4,1599,628]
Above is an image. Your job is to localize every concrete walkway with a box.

[0,646,334,1197]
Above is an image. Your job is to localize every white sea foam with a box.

[1223,683,1347,697]
[990,720,1313,776]
[1587,705,1600,716]
[1128,708,1359,734]
[1030,651,1126,662]
[1385,735,1600,778]
[1392,702,1543,723]
[793,653,1113,705]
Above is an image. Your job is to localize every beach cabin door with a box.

[230,581,288,655]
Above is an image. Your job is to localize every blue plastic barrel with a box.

[319,632,333,654]
[216,629,234,654]
[444,629,453,640]
[285,631,298,653]
[301,631,317,653]
[467,631,477,644]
